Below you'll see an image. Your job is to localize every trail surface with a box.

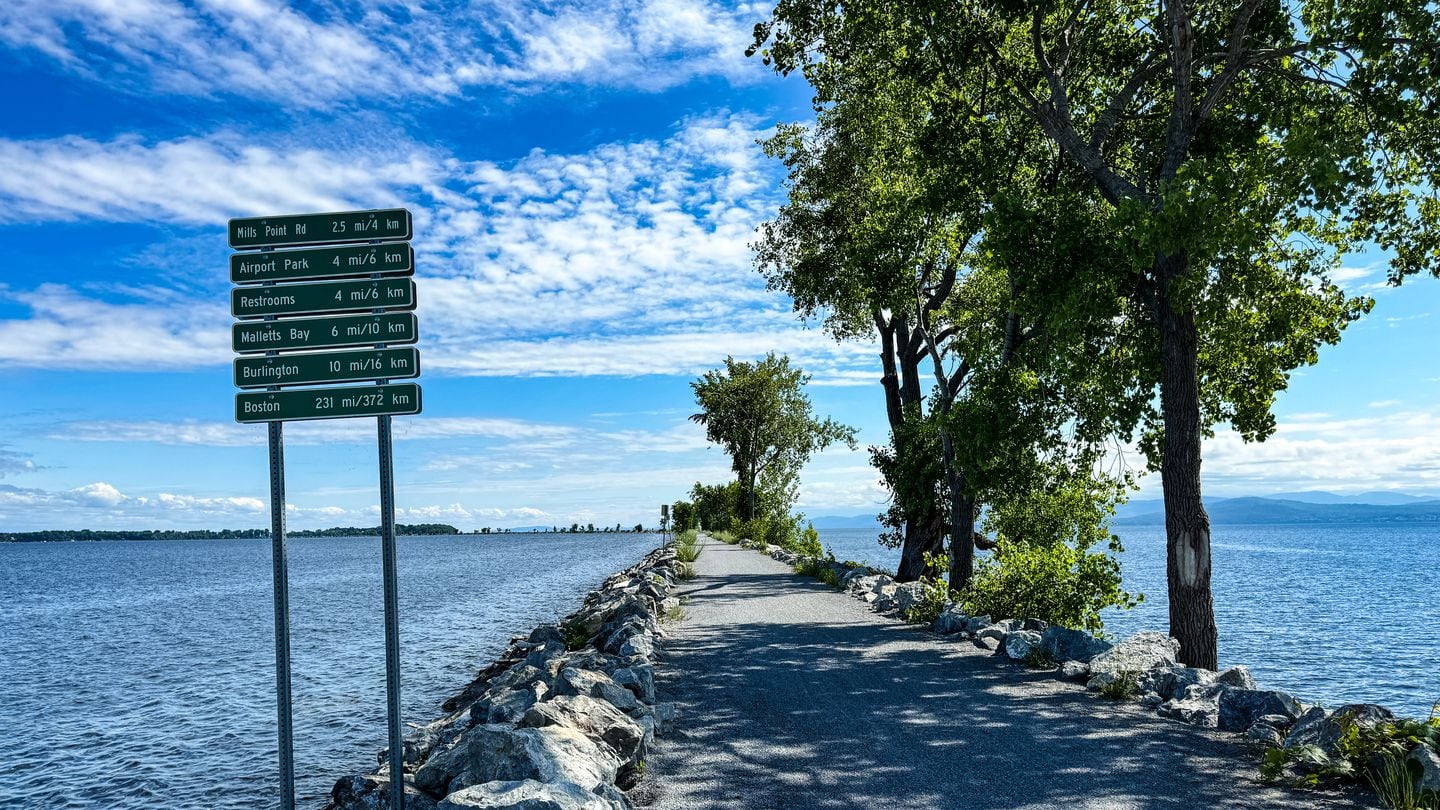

[636,539,1373,810]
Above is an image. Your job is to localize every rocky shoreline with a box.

[327,544,682,810]
[741,538,1440,801]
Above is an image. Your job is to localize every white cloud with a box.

[0,0,763,106]
[1199,408,1440,495]
[49,416,579,447]
[0,115,879,382]
[0,448,40,477]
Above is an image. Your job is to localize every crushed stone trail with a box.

[635,539,1374,810]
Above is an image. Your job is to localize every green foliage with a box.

[691,354,856,523]
[1022,646,1058,670]
[675,561,697,581]
[689,481,742,532]
[1260,705,1440,800]
[560,618,591,652]
[790,522,823,557]
[957,534,1141,634]
[903,552,951,625]
[712,530,738,544]
[671,500,697,531]
[1098,671,1140,701]
[674,531,702,564]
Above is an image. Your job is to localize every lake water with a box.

[817,523,1440,719]
[0,533,660,809]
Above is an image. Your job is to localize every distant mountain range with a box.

[1114,492,1440,525]
[804,491,1440,529]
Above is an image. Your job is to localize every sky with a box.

[0,1,1438,533]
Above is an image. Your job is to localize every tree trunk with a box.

[881,310,947,582]
[1157,252,1218,670]
[938,424,974,591]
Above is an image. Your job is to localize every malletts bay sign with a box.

[228,207,422,423]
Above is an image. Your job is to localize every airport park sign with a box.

[228,207,420,810]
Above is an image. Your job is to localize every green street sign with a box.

[236,383,422,423]
[231,242,413,284]
[234,348,420,389]
[231,278,415,319]
[233,312,417,354]
[229,208,412,249]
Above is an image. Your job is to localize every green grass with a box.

[560,618,591,651]
[674,530,702,563]
[675,561,697,581]
[1022,646,1058,670]
[1098,670,1140,701]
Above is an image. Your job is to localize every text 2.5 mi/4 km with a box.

[229,208,412,249]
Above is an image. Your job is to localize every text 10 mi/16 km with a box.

[229,207,421,423]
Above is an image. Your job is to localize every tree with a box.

[751,0,1433,666]
[691,353,856,523]
[671,500,697,532]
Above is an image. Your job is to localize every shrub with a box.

[1099,670,1140,701]
[903,552,951,625]
[674,531,702,563]
[675,561,697,580]
[956,537,1141,632]
[788,521,823,557]
[1022,646,1059,670]
[561,618,591,651]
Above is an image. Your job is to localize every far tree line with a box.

[684,2,1439,669]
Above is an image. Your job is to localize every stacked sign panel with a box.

[229,208,423,423]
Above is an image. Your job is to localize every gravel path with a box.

[634,538,1375,810]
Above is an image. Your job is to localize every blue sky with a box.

[0,1,1437,532]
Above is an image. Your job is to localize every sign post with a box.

[230,209,420,810]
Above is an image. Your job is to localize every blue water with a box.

[817,523,1440,719]
[0,533,660,809]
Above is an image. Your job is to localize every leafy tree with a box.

[691,353,856,521]
[690,481,743,531]
[671,500,697,532]
[749,0,1432,668]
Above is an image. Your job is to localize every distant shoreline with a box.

[0,525,657,543]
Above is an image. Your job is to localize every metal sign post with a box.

[268,419,296,810]
[229,209,420,810]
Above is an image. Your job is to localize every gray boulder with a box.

[963,615,992,635]
[1217,689,1301,733]
[1257,713,1297,730]
[471,683,547,726]
[977,620,1022,643]
[1152,667,1217,701]
[1040,627,1112,664]
[610,666,654,703]
[1284,704,1396,756]
[1410,746,1440,796]
[1217,665,1258,691]
[555,668,639,712]
[330,774,440,810]
[1158,684,1227,728]
[521,695,647,765]
[933,603,970,635]
[1246,723,1285,748]
[437,779,625,810]
[1003,630,1043,660]
[414,724,620,796]
[1057,660,1090,682]
[890,582,929,615]
[1087,631,1180,682]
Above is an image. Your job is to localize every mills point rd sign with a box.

[236,382,422,423]
[229,208,412,249]
[231,242,413,285]
[233,312,418,354]
[231,277,416,319]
